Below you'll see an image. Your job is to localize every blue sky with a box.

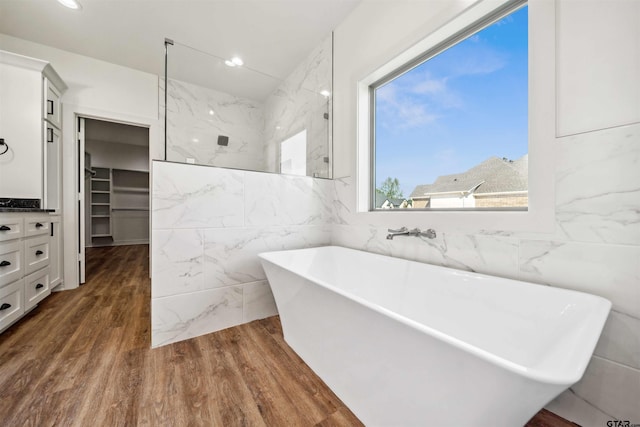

[375,6,528,197]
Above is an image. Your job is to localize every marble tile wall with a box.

[161,34,333,179]
[151,160,332,347]
[160,78,265,171]
[329,124,640,425]
[326,1,639,424]
[151,3,636,422]
[262,34,333,178]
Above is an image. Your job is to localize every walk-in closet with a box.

[84,118,149,248]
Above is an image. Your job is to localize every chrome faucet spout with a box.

[386,227,409,240]
[386,227,436,240]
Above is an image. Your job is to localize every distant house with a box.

[410,155,528,209]
[374,190,411,209]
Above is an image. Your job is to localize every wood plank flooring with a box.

[0,244,579,426]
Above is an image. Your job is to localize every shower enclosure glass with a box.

[162,36,333,179]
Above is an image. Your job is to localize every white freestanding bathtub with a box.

[258,246,611,427]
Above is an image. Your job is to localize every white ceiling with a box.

[0,0,360,81]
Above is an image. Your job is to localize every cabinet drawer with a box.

[0,280,24,332]
[24,268,50,310]
[44,78,62,129]
[24,235,49,275]
[0,241,23,287]
[0,216,23,242]
[24,217,50,237]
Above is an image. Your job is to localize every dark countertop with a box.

[0,208,55,213]
[0,198,45,211]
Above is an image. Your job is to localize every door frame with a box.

[62,105,159,289]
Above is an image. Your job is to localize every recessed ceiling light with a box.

[320,90,331,98]
[225,56,244,67]
[208,109,215,116]
[56,0,82,10]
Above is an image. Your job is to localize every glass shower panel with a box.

[163,38,332,179]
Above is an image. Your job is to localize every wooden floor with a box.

[0,244,578,426]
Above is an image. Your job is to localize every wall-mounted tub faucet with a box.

[386,227,436,240]
[386,227,410,239]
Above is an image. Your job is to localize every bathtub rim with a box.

[259,245,612,386]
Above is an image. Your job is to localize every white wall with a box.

[0,33,160,290]
[331,0,640,425]
[0,34,158,121]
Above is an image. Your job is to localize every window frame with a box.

[356,0,556,233]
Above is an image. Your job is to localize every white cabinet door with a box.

[44,125,62,210]
[0,216,23,242]
[49,217,63,288]
[23,235,50,276]
[24,268,50,310]
[0,240,23,287]
[0,63,42,199]
[24,217,50,237]
[44,77,62,129]
[0,280,25,333]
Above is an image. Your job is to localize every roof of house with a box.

[410,155,528,198]
[374,190,406,208]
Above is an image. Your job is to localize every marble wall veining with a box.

[151,160,332,347]
[329,0,640,424]
[161,78,265,171]
[161,34,333,179]
[263,34,333,178]
[150,1,637,423]
[329,126,640,427]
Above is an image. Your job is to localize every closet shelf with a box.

[87,166,149,247]
[112,187,149,193]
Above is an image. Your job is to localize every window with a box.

[280,129,307,176]
[371,1,528,210]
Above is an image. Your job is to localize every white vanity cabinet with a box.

[0,214,57,333]
[0,50,66,333]
[0,49,67,211]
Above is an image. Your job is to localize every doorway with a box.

[78,117,150,284]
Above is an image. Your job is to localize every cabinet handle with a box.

[47,99,54,115]
[0,303,11,311]
[36,250,44,256]
[0,260,10,267]
[36,284,44,290]
[36,223,43,228]
[0,225,10,231]
[47,128,53,143]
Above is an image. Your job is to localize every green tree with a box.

[377,177,403,199]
